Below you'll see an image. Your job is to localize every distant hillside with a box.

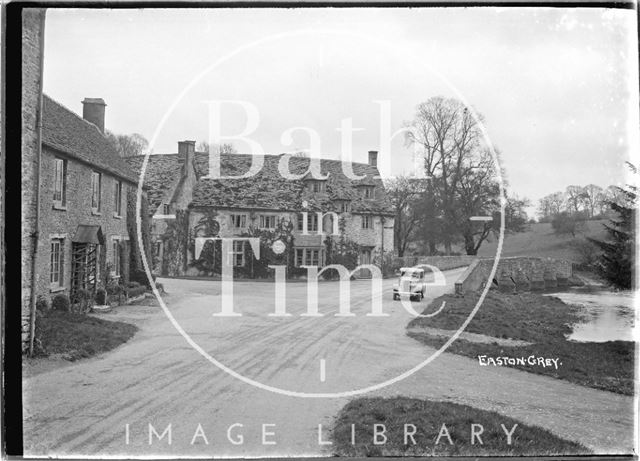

[472,220,609,263]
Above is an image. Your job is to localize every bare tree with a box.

[580,184,604,218]
[405,97,526,256]
[197,141,238,155]
[537,196,553,222]
[565,185,585,215]
[548,191,565,216]
[106,132,149,157]
[384,175,427,257]
[406,97,483,255]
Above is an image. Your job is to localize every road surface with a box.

[23,268,635,457]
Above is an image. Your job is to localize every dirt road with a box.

[23,268,635,457]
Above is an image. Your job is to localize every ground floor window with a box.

[50,239,64,287]
[232,240,245,267]
[295,248,323,267]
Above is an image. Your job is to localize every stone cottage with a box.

[126,145,395,276]
[21,93,140,351]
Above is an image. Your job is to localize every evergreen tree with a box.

[589,166,636,289]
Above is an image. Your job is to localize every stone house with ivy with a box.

[126,145,395,277]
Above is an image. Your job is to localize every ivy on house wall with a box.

[324,216,360,271]
[187,214,297,279]
[188,211,221,276]
[126,188,153,275]
[237,218,296,279]
[162,209,190,277]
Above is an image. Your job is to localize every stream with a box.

[545,286,636,342]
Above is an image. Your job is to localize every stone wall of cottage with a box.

[342,213,394,254]
[188,208,293,238]
[21,8,46,351]
[34,146,132,300]
[187,208,394,260]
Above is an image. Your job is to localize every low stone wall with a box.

[454,260,484,295]
[392,255,478,272]
[455,256,574,295]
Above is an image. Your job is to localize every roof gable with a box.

[42,95,138,183]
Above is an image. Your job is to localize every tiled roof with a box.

[126,152,394,215]
[42,95,138,183]
[125,154,186,214]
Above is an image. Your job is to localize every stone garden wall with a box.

[391,255,478,272]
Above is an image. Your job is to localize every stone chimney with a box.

[178,140,196,178]
[368,150,378,167]
[81,98,106,133]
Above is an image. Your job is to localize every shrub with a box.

[35,295,49,312]
[95,288,107,305]
[551,211,587,237]
[571,238,600,271]
[71,289,93,314]
[125,285,146,298]
[130,269,155,289]
[127,281,141,288]
[51,294,70,312]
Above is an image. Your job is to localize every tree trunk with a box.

[465,235,477,256]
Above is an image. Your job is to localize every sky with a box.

[43,7,639,216]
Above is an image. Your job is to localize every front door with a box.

[355,248,373,278]
[70,242,99,298]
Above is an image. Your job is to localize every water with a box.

[545,287,636,342]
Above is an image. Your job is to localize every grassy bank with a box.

[407,291,634,395]
[35,310,138,361]
[472,220,608,262]
[332,397,588,456]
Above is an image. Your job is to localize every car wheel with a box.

[393,294,399,300]
[421,291,425,299]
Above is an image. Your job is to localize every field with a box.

[469,220,608,262]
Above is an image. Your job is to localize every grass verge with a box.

[35,310,138,361]
[407,291,634,395]
[332,397,589,456]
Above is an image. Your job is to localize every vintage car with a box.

[392,267,426,301]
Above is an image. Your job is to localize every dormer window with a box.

[363,186,375,199]
[308,180,326,193]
